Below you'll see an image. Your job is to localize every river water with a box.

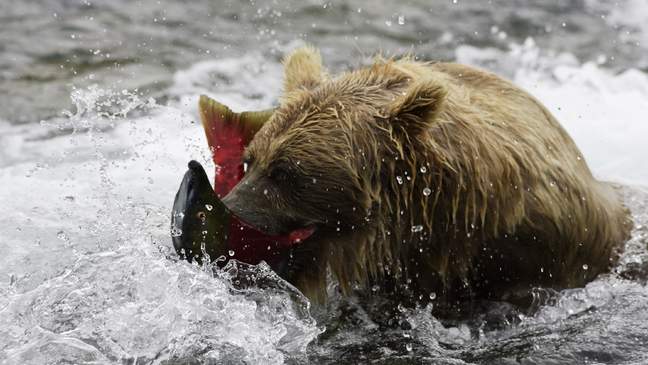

[1,1,648,364]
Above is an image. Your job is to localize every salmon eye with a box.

[196,211,206,221]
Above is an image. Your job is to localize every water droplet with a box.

[420,166,427,173]
[582,264,589,270]
[405,343,413,352]
[397,15,405,25]
[56,231,69,241]
[411,225,423,233]
[228,250,235,256]
[170,227,183,237]
[423,187,432,196]
[205,204,213,211]
[371,285,380,292]
[397,303,406,312]
[429,292,437,300]
[385,20,392,27]
[396,176,403,184]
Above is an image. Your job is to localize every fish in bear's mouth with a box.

[171,159,316,271]
[171,95,320,275]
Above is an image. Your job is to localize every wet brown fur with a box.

[229,46,633,304]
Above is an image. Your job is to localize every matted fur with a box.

[227,47,633,304]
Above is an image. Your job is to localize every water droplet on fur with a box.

[397,303,406,312]
[371,285,380,292]
[396,176,403,184]
[582,264,589,270]
[170,227,182,237]
[312,178,317,184]
[420,166,427,173]
[411,225,423,233]
[228,250,235,256]
[385,20,392,27]
[429,292,437,300]
[405,343,413,352]
[263,189,268,195]
[205,204,213,211]
[397,15,405,25]
[423,187,432,196]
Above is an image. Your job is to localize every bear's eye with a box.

[268,165,292,182]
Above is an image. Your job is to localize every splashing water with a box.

[0,86,320,364]
[2,2,648,361]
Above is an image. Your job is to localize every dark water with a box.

[1,1,648,364]
[1,0,646,123]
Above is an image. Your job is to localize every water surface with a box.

[1,1,648,364]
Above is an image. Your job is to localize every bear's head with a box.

[222,47,447,301]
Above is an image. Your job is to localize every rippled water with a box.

[1,1,648,364]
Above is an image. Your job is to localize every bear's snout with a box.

[222,181,285,235]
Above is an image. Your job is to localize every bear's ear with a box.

[283,46,325,93]
[386,79,447,136]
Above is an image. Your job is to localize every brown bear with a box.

[220,46,632,306]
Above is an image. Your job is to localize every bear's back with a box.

[392,60,632,296]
